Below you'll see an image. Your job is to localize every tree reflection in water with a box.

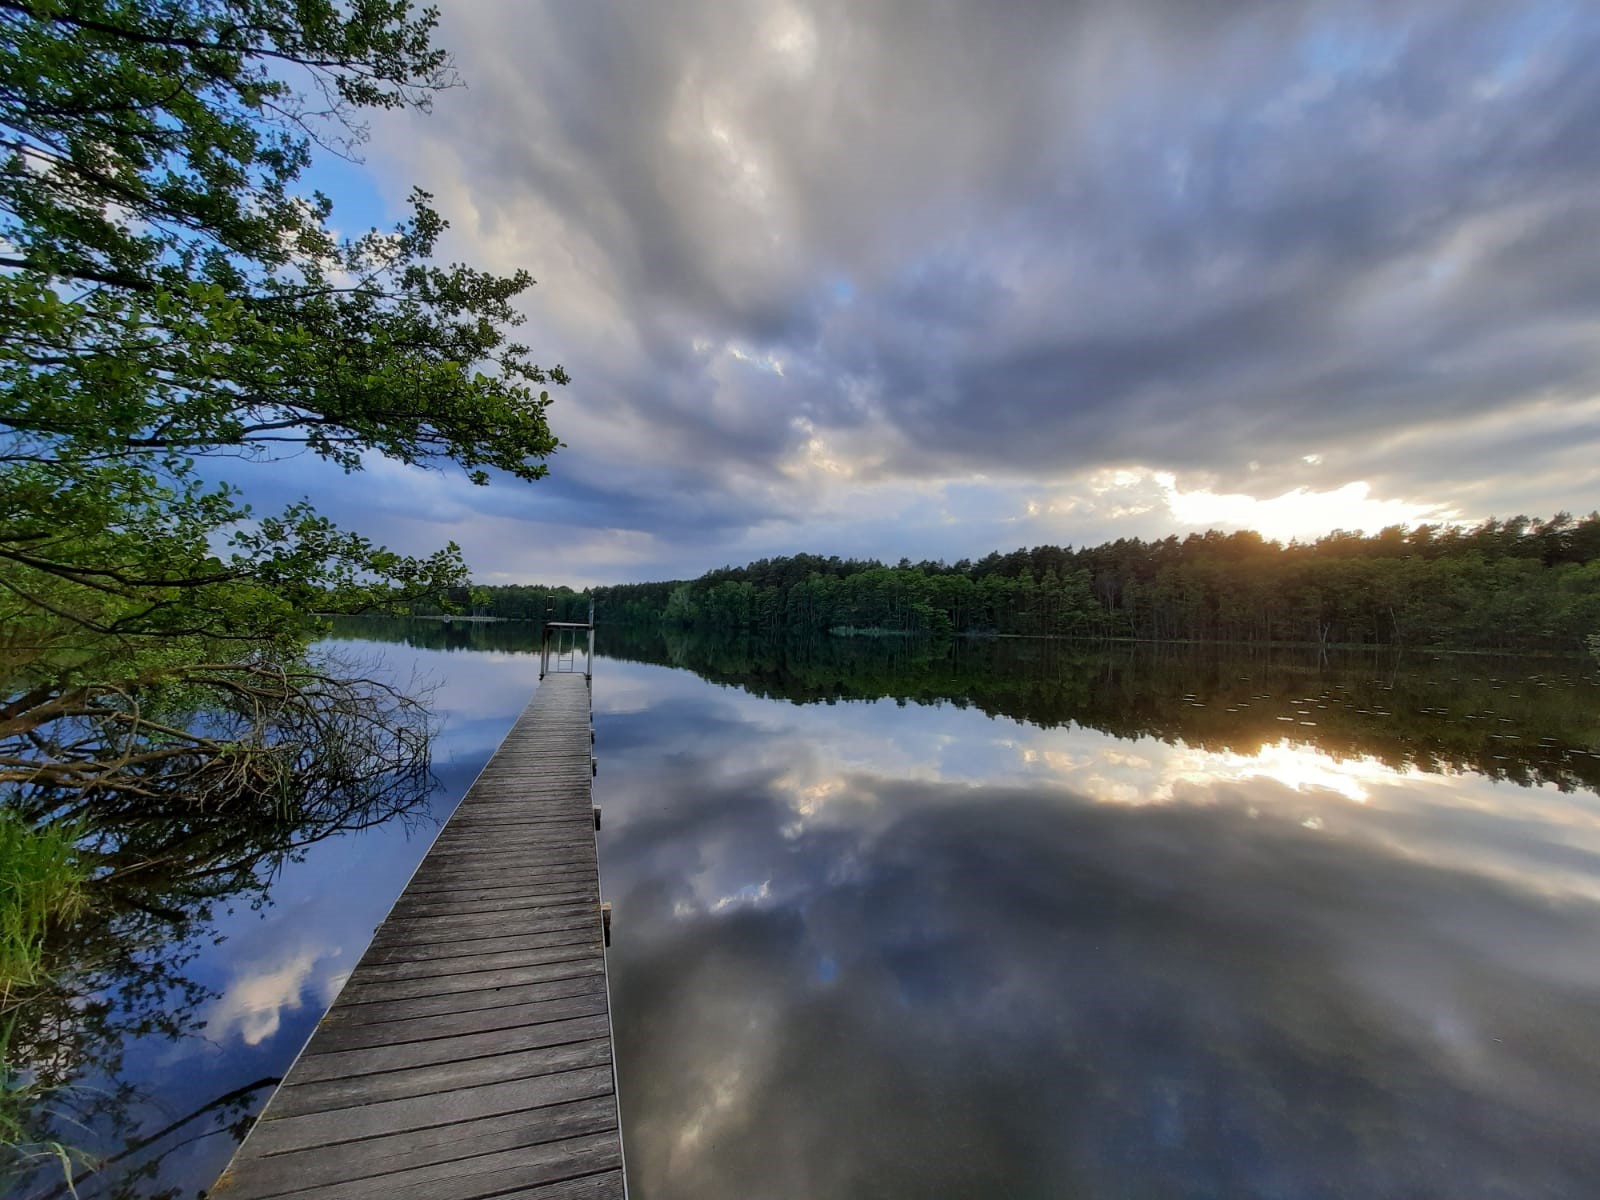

[592,626,1600,793]
[2,657,436,1199]
[6,619,1593,1197]
[581,630,1600,1199]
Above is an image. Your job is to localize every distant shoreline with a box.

[319,613,530,624]
[333,613,1594,660]
[411,614,518,623]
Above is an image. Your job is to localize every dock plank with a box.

[348,943,602,986]
[266,1040,613,1119]
[290,1014,612,1084]
[303,991,612,1056]
[359,928,600,967]
[214,673,624,1199]
[210,1098,617,1200]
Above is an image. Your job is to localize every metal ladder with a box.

[539,597,596,681]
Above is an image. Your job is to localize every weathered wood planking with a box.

[213,673,624,1200]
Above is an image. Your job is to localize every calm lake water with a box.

[12,622,1600,1199]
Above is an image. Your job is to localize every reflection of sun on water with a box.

[1017,734,1431,809]
[1009,731,1600,904]
[1172,741,1412,805]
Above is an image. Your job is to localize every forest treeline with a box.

[434,513,1600,653]
[330,619,1600,798]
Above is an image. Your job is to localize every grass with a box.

[0,812,93,1188]
[1,1017,97,1195]
[0,812,87,1006]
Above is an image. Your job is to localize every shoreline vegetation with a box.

[360,614,1600,662]
[329,619,1600,801]
[2,0,566,1187]
[368,613,1598,660]
[416,512,1600,655]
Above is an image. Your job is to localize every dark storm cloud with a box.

[302,0,1600,576]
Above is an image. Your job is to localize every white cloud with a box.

[1157,475,1453,540]
[204,942,341,1047]
[212,0,1600,583]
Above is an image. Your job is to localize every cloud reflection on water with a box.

[596,657,1600,1200]
[202,944,342,1048]
[81,621,1586,1199]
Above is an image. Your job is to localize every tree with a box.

[0,1,565,807]
[1,659,437,1187]
[582,514,1600,652]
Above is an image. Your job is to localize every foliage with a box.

[406,582,590,623]
[561,513,1600,652]
[1,0,563,486]
[0,813,83,1004]
[0,0,562,1181]
[0,812,90,1189]
[0,0,565,804]
[0,650,434,1192]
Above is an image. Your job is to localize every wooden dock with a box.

[213,671,625,1200]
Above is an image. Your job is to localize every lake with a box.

[11,621,1600,1199]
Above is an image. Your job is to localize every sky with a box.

[250,0,1600,587]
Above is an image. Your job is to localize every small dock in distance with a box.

[214,613,624,1199]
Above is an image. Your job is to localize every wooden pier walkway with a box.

[213,671,624,1200]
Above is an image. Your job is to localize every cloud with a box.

[203,942,340,1047]
[594,662,1600,1198]
[233,0,1600,581]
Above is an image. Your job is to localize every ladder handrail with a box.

[540,597,596,681]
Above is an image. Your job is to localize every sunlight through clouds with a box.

[234,0,1599,584]
[1156,475,1456,540]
